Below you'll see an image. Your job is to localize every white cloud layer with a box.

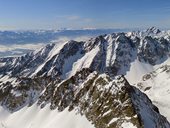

[0,43,45,52]
[0,35,92,57]
[51,35,92,43]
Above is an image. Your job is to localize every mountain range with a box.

[0,27,170,128]
[0,28,130,58]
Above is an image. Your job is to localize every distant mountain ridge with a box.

[0,29,129,44]
[0,28,130,57]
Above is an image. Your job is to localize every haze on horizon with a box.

[0,0,170,30]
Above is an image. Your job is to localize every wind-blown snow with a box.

[125,58,170,122]
[62,51,84,78]
[125,58,170,84]
[66,45,100,78]
[125,60,153,84]
[136,65,170,121]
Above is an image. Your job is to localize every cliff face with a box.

[0,68,170,128]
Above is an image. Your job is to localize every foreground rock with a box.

[0,68,170,128]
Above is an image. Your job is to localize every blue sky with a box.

[0,0,170,30]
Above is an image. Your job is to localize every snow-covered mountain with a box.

[0,27,169,78]
[1,27,170,128]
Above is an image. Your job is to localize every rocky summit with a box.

[1,28,170,128]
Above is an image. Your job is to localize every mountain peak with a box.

[146,27,161,34]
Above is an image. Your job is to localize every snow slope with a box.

[125,58,170,122]
[125,59,154,84]
[0,104,94,128]
[125,58,170,84]
[135,64,170,121]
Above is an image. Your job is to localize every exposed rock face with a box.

[1,68,170,128]
[0,76,52,111]
[1,28,170,127]
[146,27,161,35]
[137,36,169,65]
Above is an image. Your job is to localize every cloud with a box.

[68,16,93,23]
[51,35,92,43]
[56,15,93,23]
[0,25,16,30]
[0,43,45,52]
[0,35,93,57]
[0,43,46,57]
[67,16,80,20]
[0,35,92,53]
[0,35,92,55]
[83,18,93,22]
